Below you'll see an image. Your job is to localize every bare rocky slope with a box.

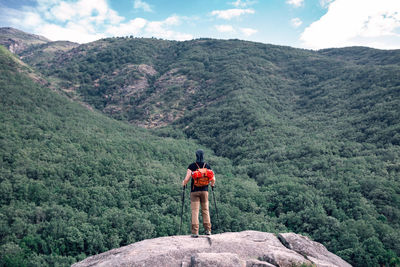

[72,231,351,267]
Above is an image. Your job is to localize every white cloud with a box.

[164,15,180,26]
[231,0,244,7]
[144,16,193,41]
[214,25,258,36]
[0,8,38,30]
[134,0,153,12]
[291,17,303,28]
[211,8,255,20]
[319,0,334,8]
[0,0,192,43]
[21,12,43,28]
[1,0,123,42]
[286,0,304,8]
[49,1,75,22]
[215,24,235,33]
[105,18,147,36]
[240,27,257,36]
[39,22,105,43]
[230,0,257,8]
[42,0,124,24]
[300,0,400,49]
[32,0,123,28]
[107,9,126,25]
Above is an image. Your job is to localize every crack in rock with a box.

[277,234,311,264]
[277,233,352,267]
[206,236,212,246]
[277,234,291,249]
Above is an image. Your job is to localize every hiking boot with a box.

[191,234,199,238]
[205,230,211,236]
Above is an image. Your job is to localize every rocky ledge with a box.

[72,230,351,267]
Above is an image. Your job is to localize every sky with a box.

[0,0,400,50]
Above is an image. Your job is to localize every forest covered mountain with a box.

[1,27,400,266]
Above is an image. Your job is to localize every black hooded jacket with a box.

[188,150,212,192]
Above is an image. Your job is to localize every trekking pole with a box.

[211,186,220,231]
[179,185,186,235]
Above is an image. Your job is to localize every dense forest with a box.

[1,28,400,266]
[0,45,279,266]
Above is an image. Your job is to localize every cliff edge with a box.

[72,230,351,267]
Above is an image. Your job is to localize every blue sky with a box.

[1,0,400,49]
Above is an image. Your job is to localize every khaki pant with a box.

[190,191,211,234]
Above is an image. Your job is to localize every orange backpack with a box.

[191,163,214,187]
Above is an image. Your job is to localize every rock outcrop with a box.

[72,231,351,267]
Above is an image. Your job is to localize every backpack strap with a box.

[195,162,207,169]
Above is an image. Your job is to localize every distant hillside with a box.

[319,46,400,65]
[0,27,79,67]
[20,40,79,67]
[0,27,50,54]
[2,28,400,267]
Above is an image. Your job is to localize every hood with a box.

[196,149,204,163]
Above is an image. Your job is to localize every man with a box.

[182,149,215,237]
